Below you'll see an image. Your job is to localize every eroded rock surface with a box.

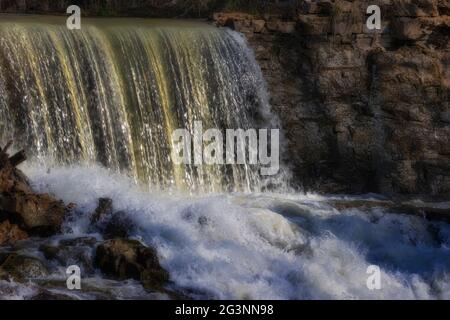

[0,220,27,246]
[0,142,70,237]
[214,0,450,199]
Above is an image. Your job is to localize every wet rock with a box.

[103,211,136,239]
[0,142,69,236]
[0,253,49,281]
[39,237,97,273]
[95,238,169,291]
[89,197,136,239]
[90,198,113,224]
[0,192,66,236]
[0,220,27,246]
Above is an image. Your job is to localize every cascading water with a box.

[0,16,270,192]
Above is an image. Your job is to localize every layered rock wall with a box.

[215,1,450,198]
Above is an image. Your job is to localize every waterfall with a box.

[0,16,270,192]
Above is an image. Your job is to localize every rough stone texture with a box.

[90,197,113,224]
[95,238,169,290]
[90,198,136,239]
[0,220,27,246]
[39,237,97,273]
[0,253,49,281]
[0,192,66,234]
[215,0,450,199]
[0,142,69,237]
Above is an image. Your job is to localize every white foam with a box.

[20,162,450,300]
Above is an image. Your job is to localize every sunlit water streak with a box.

[0,16,277,192]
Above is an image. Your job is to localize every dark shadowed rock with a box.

[0,192,66,235]
[90,198,136,239]
[0,220,28,246]
[0,142,69,237]
[95,238,169,290]
[39,237,98,273]
[90,198,113,224]
[103,211,136,239]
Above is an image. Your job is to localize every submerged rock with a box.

[95,238,169,291]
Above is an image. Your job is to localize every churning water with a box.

[1,162,444,300]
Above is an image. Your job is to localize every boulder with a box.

[90,198,136,239]
[0,192,66,235]
[95,238,169,290]
[0,142,69,236]
[0,253,49,281]
[90,198,113,224]
[0,220,27,246]
[39,237,98,273]
[103,211,136,239]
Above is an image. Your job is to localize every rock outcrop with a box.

[0,141,69,238]
[214,0,450,199]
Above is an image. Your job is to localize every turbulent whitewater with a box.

[0,163,446,300]
[0,16,271,192]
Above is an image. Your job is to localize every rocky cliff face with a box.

[215,1,450,199]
